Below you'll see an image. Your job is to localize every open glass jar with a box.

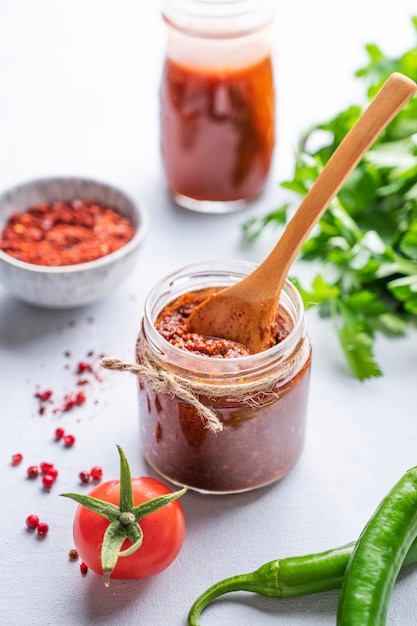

[160,0,275,213]
[136,260,311,494]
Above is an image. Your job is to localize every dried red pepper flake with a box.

[63,395,76,411]
[0,198,135,266]
[35,389,53,402]
[75,391,86,406]
[77,361,92,374]
[62,390,86,411]
[11,453,23,466]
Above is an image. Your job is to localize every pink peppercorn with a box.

[75,391,86,406]
[12,453,23,466]
[37,522,49,537]
[55,427,65,440]
[42,474,55,490]
[63,434,76,447]
[79,471,90,484]
[26,514,40,529]
[77,361,92,374]
[90,466,103,481]
[40,462,54,474]
[27,465,40,479]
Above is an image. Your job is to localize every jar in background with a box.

[160,0,275,213]
[136,260,311,494]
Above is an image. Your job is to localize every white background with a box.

[1,1,417,625]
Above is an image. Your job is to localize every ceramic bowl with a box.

[0,176,148,308]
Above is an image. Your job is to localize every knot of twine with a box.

[100,336,307,434]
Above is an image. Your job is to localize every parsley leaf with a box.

[243,16,417,380]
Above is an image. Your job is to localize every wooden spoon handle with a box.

[243,72,417,301]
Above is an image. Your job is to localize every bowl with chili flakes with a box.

[0,177,148,308]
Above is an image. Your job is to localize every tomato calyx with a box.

[61,445,186,586]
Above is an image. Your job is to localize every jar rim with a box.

[142,259,308,381]
[162,0,273,39]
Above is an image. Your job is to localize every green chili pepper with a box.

[188,536,417,625]
[337,466,417,625]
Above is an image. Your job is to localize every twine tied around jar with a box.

[100,336,308,434]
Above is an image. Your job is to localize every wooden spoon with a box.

[187,72,417,353]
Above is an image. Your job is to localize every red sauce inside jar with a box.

[160,55,275,203]
[155,289,290,357]
[138,288,311,494]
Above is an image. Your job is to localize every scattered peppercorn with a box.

[26,514,40,529]
[47,466,58,480]
[79,471,90,484]
[27,465,40,479]
[11,453,23,466]
[42,474,55,490]
[63,434,76,448]
[69,549,79,562]
[40,462,54,474]
[37,522,49,537]
[80,562,89,576]
[78,465,103,484]
[75,391,86,406]
[0,198,135,266]
[77,361,92,374]
[35,390,53,402]
[90,466,103,481]
[55,427,65,441]
[63,395,76,412]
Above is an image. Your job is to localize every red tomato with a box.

[73,476,185,579]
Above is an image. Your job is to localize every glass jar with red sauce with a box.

[136,260,311,494]
[160,0,275,213]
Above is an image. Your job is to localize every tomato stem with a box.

[118,445,135,512]
[119,512,136,526]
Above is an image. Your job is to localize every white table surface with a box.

[1,2,417,625]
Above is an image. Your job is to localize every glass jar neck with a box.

[162,0,273,39]
[141,260,308,385]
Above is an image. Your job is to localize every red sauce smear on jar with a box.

[0,199,135,266]
[160,55,275,202]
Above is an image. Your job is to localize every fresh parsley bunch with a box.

[244,17,417,380]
